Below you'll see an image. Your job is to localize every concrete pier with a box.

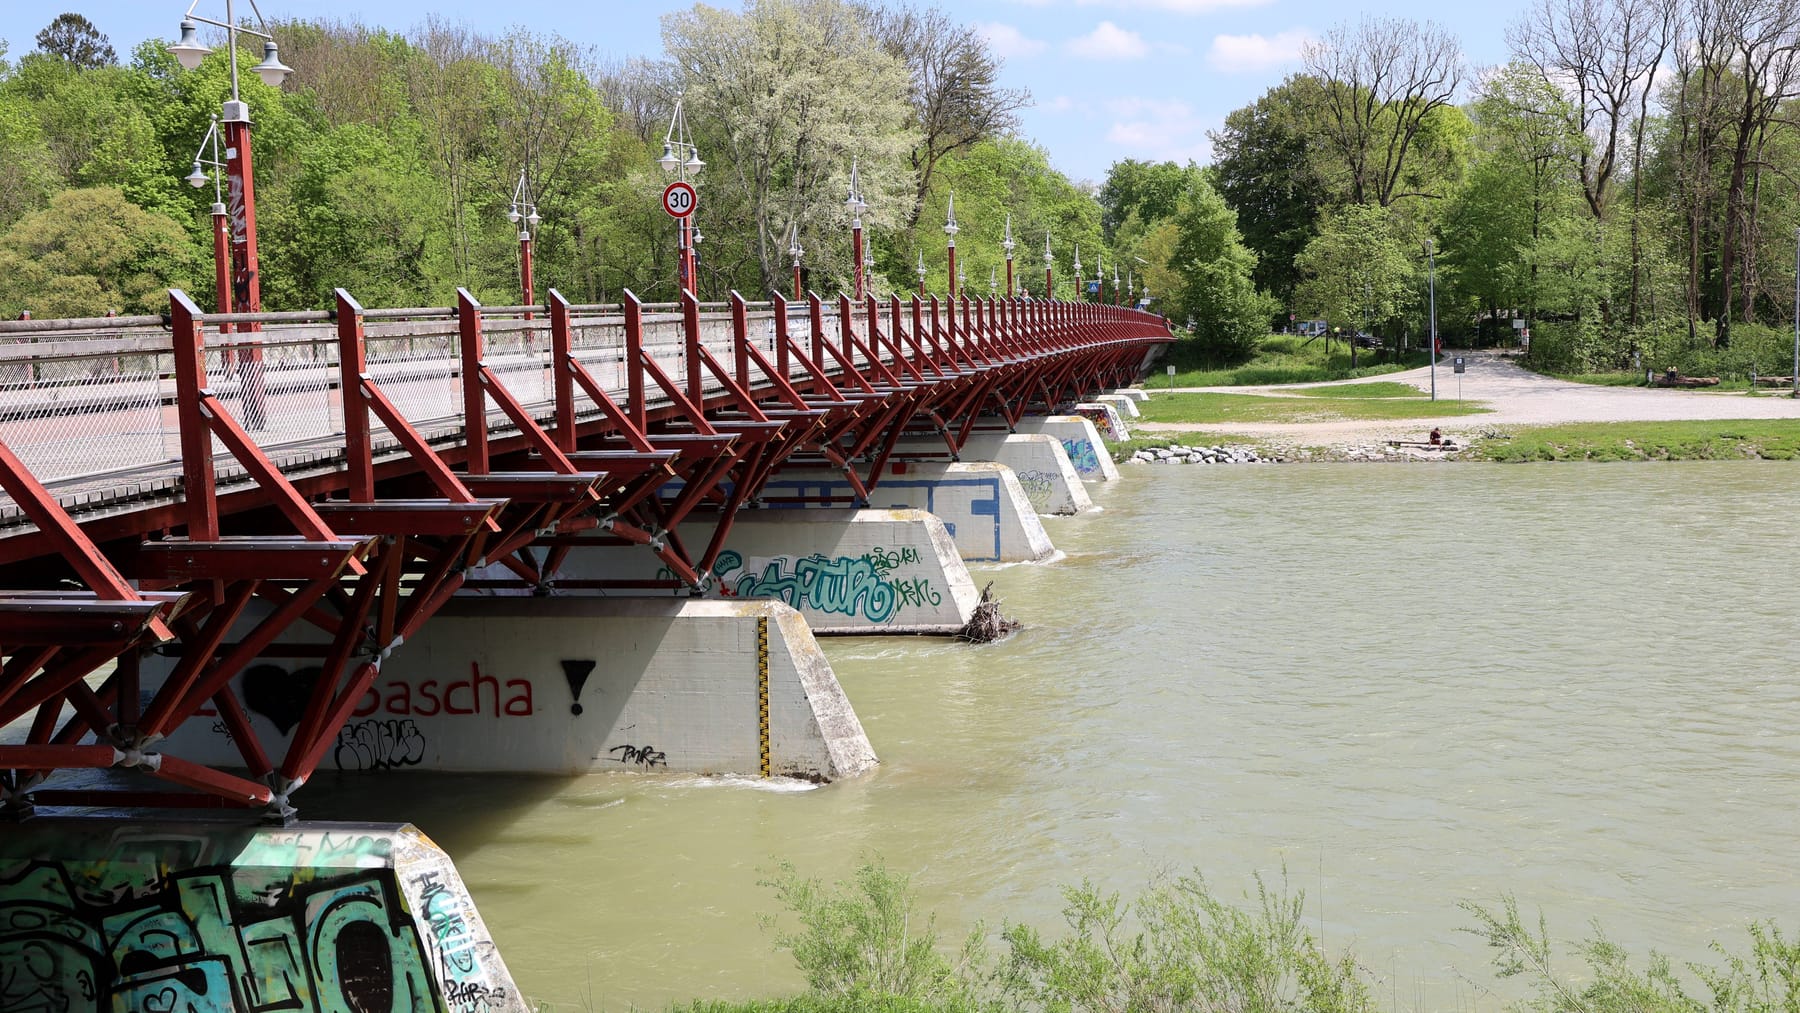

[0,818,524,1013]
[1013,415,1121,482]
[165,599,877,782]
[511,509,981,635]
[761,462,1056,563]
[895,433,1092,515]
[1071,402,1131,442]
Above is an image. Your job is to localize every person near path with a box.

[1429,427,1442,445]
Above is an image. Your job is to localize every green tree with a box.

[1097,158,1195,241]
[1294,203,1414,342]
[35,13,116,69]
[0,186,202,317]
[664,0,917,298]
[1155,176,1275,359]
[1209,77,1333,309]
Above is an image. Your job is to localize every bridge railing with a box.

[0,293,1171,520]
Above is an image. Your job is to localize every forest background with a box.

[3,0,1798,379]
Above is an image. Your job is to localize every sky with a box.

[4,0,1520,184]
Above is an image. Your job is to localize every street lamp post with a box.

[989,266,998,298]
[1043,232,1054,299]
[183,114,232,323]
[944,191,960,300]
[169,0,292,430]
[1426,238,1438,402]
[788,224,805,302]
[1072,245,1083,303]
[1093,254,1103,306]
[916,250,927,298]
[508,170,542,318]
[1113,264,1122,307]
[847,159,868,303]
[1003,213,1016,298]
[658,93,704,295]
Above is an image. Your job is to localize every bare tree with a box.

[593,56,674,144]
[1301,17,1464,207]
[862,5,1029,226]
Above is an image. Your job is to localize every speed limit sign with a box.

[662,181,696,218]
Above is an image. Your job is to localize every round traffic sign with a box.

[662,181,697,218]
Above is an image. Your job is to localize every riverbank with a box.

[1133,351,1800,462]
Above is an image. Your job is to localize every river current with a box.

[311,462,1800,1010]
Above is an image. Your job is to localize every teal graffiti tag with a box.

[723,553,900,622]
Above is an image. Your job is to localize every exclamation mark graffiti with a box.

[561,659,596,716]
[756,617,770,778]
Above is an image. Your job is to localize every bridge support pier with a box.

[894,434,1092,515]
[1013,416,1121,482]
[762,462,1055,564]
[156,599,874,783]
[0,818,524,1012]
[501,508,980,635]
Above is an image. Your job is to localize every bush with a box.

[997,873,1374,1013]
[758,861,988,1011]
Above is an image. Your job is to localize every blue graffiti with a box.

[1061,437,1101,475]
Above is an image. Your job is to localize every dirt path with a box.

[1137,351,1800,453]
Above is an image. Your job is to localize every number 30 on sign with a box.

[662,181,697,218]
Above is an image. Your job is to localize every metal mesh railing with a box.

[0,296,1163,520]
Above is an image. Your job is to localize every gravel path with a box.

[1137,351,1800,452]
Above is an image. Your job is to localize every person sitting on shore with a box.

[1429,427,1443,445]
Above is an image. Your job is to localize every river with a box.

[311,462,1800,1011]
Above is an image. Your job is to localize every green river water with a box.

[310,462,1800,1010]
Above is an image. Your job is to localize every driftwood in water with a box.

[957,581,1021,643]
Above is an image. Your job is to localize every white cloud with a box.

[1067,21,1151,60]
[1041,95,1080,113]
[1076,0,1273,12]
[978,22,1048,59]
[1103,97,1216,164]
[1206,29,1312,72]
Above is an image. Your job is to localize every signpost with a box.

[1453,355,1465,401]
[1167,364,1176,389]
[662,181,696,218]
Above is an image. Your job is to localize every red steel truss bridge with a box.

[0,287,1170,818]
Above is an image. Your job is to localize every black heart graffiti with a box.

[240,664,322,736]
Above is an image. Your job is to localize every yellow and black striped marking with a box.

[756,615,771,778]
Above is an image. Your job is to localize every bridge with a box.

[0,287,1169,820]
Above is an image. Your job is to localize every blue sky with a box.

[5,0,1518,183]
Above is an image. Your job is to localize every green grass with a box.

[1288,381,1428,399]
[1471,420,1800,461]
[1138,391,1490,425]
[1161,333,1429,388]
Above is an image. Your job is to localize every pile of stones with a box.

[1125,443,1275,465]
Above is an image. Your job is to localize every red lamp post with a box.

[944,191,960,300]
[509,171,541,317]
[169,0,293,430]
[1003,213,1016,298]
[183,115,232,321]
[658,93,704,295]
[847,160,868,303]
[788,224,805,301]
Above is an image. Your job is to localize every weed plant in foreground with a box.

[656,862,1800,1013]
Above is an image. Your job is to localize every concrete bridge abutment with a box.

[157,599,876,784]
[895,433,1092,515]
[1013,415,1122,482]
[0,818,525,1013]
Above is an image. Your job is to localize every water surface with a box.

[313,462,1800,1010]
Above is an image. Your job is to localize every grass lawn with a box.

[1471,419,1800,461]
[1164,333,1428,387]
[1138,391,1491,425]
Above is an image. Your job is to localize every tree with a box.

[664,0,917,297]
[1301,17,1464,208]
[864,5,1029,227]
[1294,203,1414,341]
[1153,177,1275,360]
[0,187,201,317]
[35,13,116,69]
[1209,77,1334,308]
[1096,159,1194,241]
